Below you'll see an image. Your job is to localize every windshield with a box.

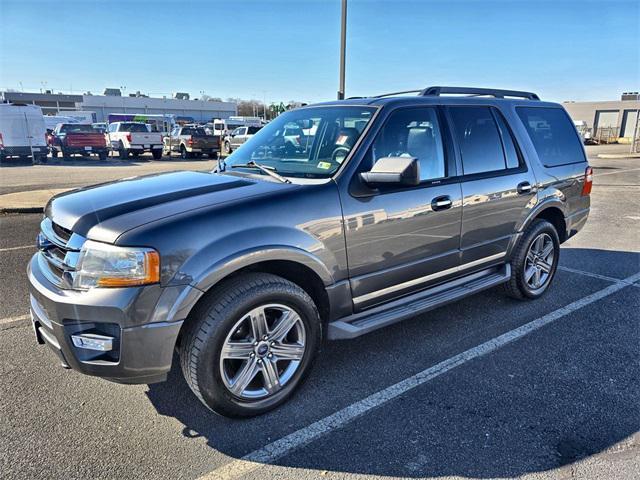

[222,106,375,178]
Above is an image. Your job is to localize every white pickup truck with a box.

[107,122,163,159]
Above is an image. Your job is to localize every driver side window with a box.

[372,107,446,181]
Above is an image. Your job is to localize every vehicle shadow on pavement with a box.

[145,247,640,478]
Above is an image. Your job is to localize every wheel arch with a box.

[519,200,568,243]
[175,257,332,347]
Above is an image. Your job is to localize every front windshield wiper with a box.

[231,160,291,184]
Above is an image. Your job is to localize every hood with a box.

[45,171,289,243]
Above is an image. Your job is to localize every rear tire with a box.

[502,219,560,300]
[179,273,321,418]
[98,151,108,161]
[152,149,162,160]
[180,145,189,160]
[118,143,128,159]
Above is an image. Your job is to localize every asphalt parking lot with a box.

[1,149,638,479]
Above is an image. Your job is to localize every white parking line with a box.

[0,244,33,253]
[201,270,640,480]
[593,167,640,177]
[0,314,30,327]
[557,265,638,285]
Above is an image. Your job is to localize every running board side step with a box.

[328,264,511,340]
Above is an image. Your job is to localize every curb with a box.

[0,207,44,214]
[597,153,640,159]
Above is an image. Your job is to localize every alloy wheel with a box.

[219,304,306,399]
[524,232,555,290]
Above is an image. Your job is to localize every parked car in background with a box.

[224,125,262,154]
[573,120,592,144]
[0,103,48,164]
[163,125,220,159]
[49,123,109,160]
[27,86,591,417]
[107,121,163,159]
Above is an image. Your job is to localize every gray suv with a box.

[28,87,591,417]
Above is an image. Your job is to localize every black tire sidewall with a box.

[515,220,560,299]
[192,278,321,417]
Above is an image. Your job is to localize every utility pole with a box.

[337,0,347,100]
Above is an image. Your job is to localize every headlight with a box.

[74,240,160,289]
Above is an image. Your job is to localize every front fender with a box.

[193,245,336,293]
[176,225,343,292]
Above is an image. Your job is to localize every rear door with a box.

[446,106,537,265]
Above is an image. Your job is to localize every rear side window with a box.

[449,106,506,175]
[517,107,585,166]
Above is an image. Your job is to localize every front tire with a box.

[179,273,321,417]
[502,219,560,299]
[152,149,162,160]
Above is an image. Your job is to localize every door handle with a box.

[431,195,452,211]
[517,182,533,194]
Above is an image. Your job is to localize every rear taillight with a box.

[188,137,194,146]
[582,166,593,196]
[126,133,132,142]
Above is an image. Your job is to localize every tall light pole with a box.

[337,0,347,100]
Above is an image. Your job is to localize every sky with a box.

[0,0,638,104]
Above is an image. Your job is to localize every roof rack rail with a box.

[372,89,423,98]
[420,86,540,100]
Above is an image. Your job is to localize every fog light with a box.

[71,333,114,351]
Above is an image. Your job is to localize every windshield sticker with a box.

[336,135,348,145]
[317,161,332,170]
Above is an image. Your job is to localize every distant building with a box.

[563,93,640,143]
[1,90,237,123]
[1,91,83,115]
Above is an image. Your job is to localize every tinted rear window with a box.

[60,124,94,133]
[120,123,149,132]
[517,107,585,166]
[182,127,207,136]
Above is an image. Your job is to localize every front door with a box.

[446,106,537,265]
[341,106,463,310]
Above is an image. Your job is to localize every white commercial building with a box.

[82,95,237,123]
[1,91,237,123]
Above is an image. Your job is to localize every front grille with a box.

[52,222,72,243]
[38,218,86,289]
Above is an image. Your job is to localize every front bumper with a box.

[28,254,199,384]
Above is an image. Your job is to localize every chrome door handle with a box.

[431,196,452,211]
[517,182,533,194]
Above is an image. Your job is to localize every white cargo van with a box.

[0,104,48,163]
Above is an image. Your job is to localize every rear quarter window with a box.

[517,107,586,167]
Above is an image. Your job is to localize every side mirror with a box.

[360,156,420,186]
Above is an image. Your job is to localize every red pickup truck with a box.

[49,124,108,160]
